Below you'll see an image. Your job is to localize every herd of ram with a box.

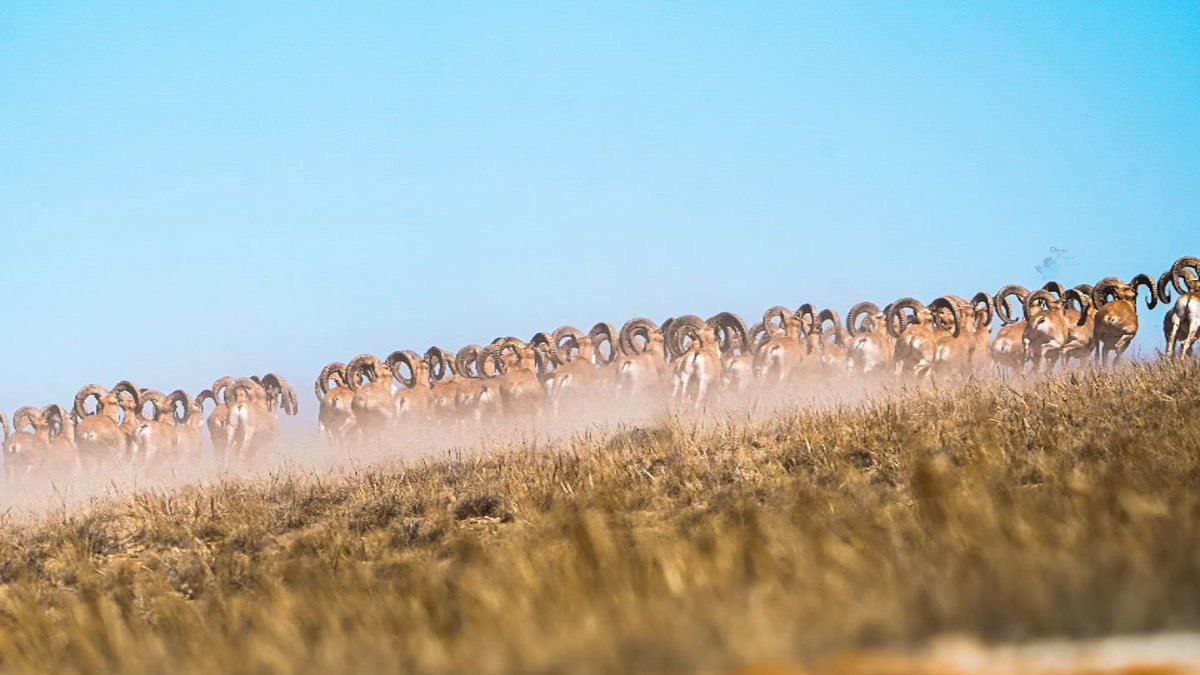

[3,257,1198,481]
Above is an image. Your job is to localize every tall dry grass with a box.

[0,360,1197,673]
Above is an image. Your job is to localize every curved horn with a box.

[664,315,705,359]
[1091,277,1124,310]
[41,405,69,440]
[1041,281,1065,298]
[165,390,190,425]
[111,381,142,412]
[551,325,584,360]
[345,355,382,392]
[796,303,818,337]
[993,285,1030,325]
[227,378,266,404]
[589,323,619,365]
[530,332,562,365]
[385,351,420,389]
[1063,288,1091,327]
[1157,271,1174,305]
[261,374,299,415]
[211,377,235,406]
[12,407,43,432]
[315,363,347,400]
[658,318,676,359]
[73,385,108,419]
[455,345,485,379]
[41,404,66,431]
[966,292,993,329]
[761,306,792,333]
[196,389,218,415]
[137,390,167,421]
[886,298,925,338]
[1170,257,1200,295]
[707,312,749,355]
[618,318,659,356]
[817,309,844,346]
[423,347,457,383]
[480,345,506,376]
[845,302,881,337]
[1130,273,1157,309]
[1023,289,1056,320]
[929,296,961,338]
[748,322,769,346]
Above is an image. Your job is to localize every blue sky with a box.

[2,2,1198,414]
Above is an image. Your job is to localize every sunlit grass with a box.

[0,360,1198,673]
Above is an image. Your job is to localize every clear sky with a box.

[2,2,1198,415]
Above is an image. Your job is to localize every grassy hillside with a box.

[1,361,1198,673]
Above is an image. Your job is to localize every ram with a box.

[1090,274,1157,367]
[1163,257,1200,357]
[665,315,724,409]
[845,302,894,375]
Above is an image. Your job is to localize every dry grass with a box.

[0,360,1198,673]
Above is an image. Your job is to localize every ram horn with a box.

[928,296,961,338]
[885,298,925,338]
[790,303,813,337]
[529,332,562,365]
[817,309,844,345]
[542,330,574,364]
[969,291,993,329]
[589,322,619,365]
[196,389,218,414]
[424,347,457,383]
[12,407,43,432]
[1090,277,1124,309]
[41,404,69,440]
[345,355,382,392]
[385,351,422,389]
[165,390,191,425]
[1130,273,1157,310]
[551,325,585,358]
[527,337,558,377]
[262,374,299,415]
[1063,288,1091,327]
[1023,289,1056,320]
[664,315,706,359]
[480,345,505,376]
[1041,281,1065,298]
[1157,271,1174,305]
[493,337,527,356]
[315,363,347,400]
[455,345,485,379]
[845,302,881,337]
[138,390,167,421]
[1170,256,1200,295]
[618,318,659,356]
[211,377,235,406]
[761,306,792,334]
[993,285,1030,325]
[707,312,749,355]
[73,385,108,419]
[112,381,142,411]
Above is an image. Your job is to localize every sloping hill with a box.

[1,361,1198,673]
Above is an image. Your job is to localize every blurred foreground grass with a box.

[0,361,1198,673]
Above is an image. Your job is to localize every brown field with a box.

[1,360,1198,673]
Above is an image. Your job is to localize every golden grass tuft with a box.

[1,360,1199,673]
